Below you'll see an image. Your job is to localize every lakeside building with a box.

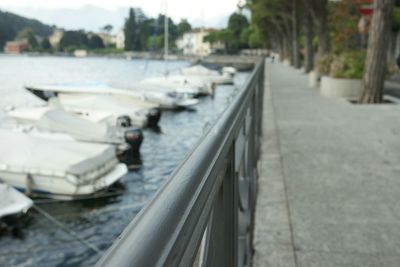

[4,41,29,54]
[49,29,64,48]
[115,29,125,50]
[176,29,225,57]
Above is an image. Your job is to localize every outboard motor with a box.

[117,115,132,128]
[146,108,161,127]
[124,128,144,154]
[119,128,144,169]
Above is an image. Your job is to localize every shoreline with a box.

[0,52,258,70]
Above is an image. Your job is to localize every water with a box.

[0,55,249,266]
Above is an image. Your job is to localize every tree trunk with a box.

[282,18,293,64]
[304,11,314,73]
[292,0,300,68]
[278,36,284,61]
[283,37,291,62]
[308,0,330,56]
[360,0,394,103]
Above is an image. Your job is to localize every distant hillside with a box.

[0,9,53,49]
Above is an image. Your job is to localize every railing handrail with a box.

[96,59,264,267]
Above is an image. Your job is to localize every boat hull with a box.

[0,164,127,199]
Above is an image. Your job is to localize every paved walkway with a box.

[253,61,400,267]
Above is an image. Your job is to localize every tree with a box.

[102,24,113,34]
[360,0,395,103]
[41,37,52,51]
[0,9,52,48]
[227,12,249,52]
[292,0,300,68]
[307,0,330,56]
[88,35,105,49]
[16,27,39,50]
[124,8,137,51]
[177,19,192,36]
[303,9,314,72]
[59,30,88,51]
[250,0,294,61]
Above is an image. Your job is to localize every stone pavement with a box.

[253,61,400,267]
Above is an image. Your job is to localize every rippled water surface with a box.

[0,55,249,266]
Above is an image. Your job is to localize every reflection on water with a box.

[0,55,249,266]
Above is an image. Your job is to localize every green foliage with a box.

[124,8,137,51]
[228,13,249,38]
[227,12,249,53]
[329,0,363,54]
[90,47,124,55]
[204,12,251,54]
[88,35,104,49]
[16,27,38,50]
[59,30,88,51]
[40,38,52,52]
[123,8,183,52]
[177,19,192,36]
[102,24,113,33]
[393,7,400,31]
[315,54,334,76]
[240,27,252,45]
[0,9,52,48]
[329,51,366,79]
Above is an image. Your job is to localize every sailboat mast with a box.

[164,1,169,59]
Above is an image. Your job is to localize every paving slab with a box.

[253,61,400,267]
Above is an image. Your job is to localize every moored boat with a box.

[178,65,234,85]
[6,106,144,167]
[25,83,196,110]
[0,130,127,199]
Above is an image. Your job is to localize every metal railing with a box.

[96,59,265,267]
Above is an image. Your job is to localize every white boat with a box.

[178,65,234,85]
[25,83,197,110]
[139,76,210,96]
[0,184,33,219]
[56,93,162,127]
[0,130,127,199]
[222,66,238,76]
[7,106,144,165]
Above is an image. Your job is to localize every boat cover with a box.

[0,130,117,179]
[58,94,146,114]
[0,184,33,218]
[37,109,123,144]
[180,65,221,76]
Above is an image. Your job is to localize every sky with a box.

[0,0,241,31]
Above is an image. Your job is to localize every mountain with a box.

[2,5,229,34]
[0,9,53,48]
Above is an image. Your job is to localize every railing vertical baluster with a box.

[223,145,238,267]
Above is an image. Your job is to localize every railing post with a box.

[223,145,238,267]
[201,145,238,267]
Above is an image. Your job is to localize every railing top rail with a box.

[96,59,264,267]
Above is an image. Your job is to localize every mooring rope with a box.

[31,205,102,255]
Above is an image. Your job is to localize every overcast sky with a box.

[0,0,242,31]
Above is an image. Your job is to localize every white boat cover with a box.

[10,107,124,144]
[57,94,148,127]
[180,65,221,76]
[26,83,197,110]
[0,130,117,179]
[58,94,144,113]
[177,65,234,84]
[0,184,33,218]
[39,109,124,144]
